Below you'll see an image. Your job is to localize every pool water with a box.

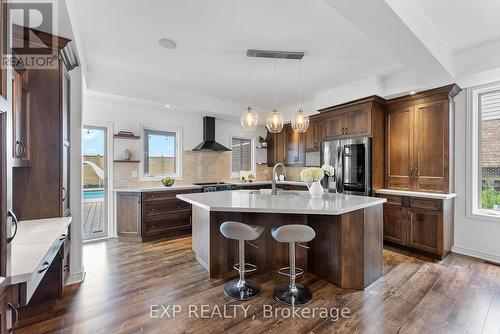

[83,189,105,200]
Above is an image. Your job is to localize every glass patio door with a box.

[82,126,108,240]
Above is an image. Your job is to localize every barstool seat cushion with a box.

[220,221,264,241]
[271,225,316,243]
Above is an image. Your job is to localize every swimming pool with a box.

[83,189,105,200]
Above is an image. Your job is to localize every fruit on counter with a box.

[161,177,175,187]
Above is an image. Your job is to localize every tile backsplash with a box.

[114,150,307,188]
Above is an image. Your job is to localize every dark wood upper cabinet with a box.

[413,101,449,192]
[0,0,6,100]
[385,85,460,193]
[11,70,31,167]
[285,125,305,166]
[305,122,321,152]
[267,131,286,166]
[386,106,413,190]
[324,113,344,138]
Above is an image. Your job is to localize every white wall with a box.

[452,91,500,263]
[83,90,267,167]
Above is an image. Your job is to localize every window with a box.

[143,128,181,178]
[468,83,500,220]
[231,137,253,177]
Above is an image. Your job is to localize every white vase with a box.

[307,180,324,198]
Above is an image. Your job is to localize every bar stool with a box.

[271,225,316,306]
[220,221,264,300]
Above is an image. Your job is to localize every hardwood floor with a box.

[16,237,500,334]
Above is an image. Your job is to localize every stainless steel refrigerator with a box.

[321,137,371,196]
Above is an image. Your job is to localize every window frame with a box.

[229,134,255,179]
[466,82,500,222]
[141,125,182,180]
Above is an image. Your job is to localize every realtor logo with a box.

[3,1,61,70]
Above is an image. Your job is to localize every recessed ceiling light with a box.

[159,38,177,49]
[410,91,417,95]
[165,104,171,108]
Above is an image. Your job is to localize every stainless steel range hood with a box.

[192,117,231,152]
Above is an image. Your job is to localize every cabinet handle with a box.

[15,140,22,159]
[409,167,414,177]
[415,167,418,177]
[7,210,18,244]
[62,187,67,201]
[20,141,26,158]
[8,302,19,332]
[38,261,50,273]
[59,234,66,241]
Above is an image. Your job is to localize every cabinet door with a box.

[324,113,345,138]
[285,126,304,165]
[345,108,371,137]
[267,131,285,166]
[11,71,30,167]
[408,208,441,254]
[386,107,413,190]
[382,203,407,245]
[413,101,449,192]
[117,193,141,237]
[305,123,320,152]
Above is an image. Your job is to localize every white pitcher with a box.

[306,180,324,198]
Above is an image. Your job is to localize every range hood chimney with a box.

[192,117,231,152]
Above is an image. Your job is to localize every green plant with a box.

[259,136,267,144]
[481,187,500,209]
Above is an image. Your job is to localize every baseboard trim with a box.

[452,245,500,264]
[66,270,86,286]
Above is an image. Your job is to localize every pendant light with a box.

[240,57,259,131]
[266,58,284,133]
[291,59,309,133]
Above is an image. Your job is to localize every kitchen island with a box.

[177,190,386,290]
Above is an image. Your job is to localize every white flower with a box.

[300,167,324,182]
[321,164,334,177]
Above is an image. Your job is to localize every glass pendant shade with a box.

[291,109,310,133]
[240,106,259,131]
[266,109,284,133]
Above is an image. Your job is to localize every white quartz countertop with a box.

[114,184,203,192]
[375,189,457,200]
[114,181,307,193]
[235,181,307,187]
[177,190,386,215]
[11,217,72,284]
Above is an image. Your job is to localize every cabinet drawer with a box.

[142,189,200,202]
[143,211,191,235]
[143,199,190,216]
[379,194,402,205]
[411,198,442,211]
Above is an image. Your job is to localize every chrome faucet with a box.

[272,163,287,195]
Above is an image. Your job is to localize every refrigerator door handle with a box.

[336,145,343,193]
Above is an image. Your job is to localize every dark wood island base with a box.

[191,204,383,290]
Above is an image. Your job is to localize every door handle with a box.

[59,234,66,241]
[15,140,22,159]
[414,167,418,177]
[8,302,19,332]
[7,210,18,244]
[38,261,50,273]
[62,187,67,201]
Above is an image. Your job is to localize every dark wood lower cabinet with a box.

[378,194,453,259]
[117,189,201,242]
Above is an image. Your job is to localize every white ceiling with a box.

[419,0,500,52]
[69,0,500,119]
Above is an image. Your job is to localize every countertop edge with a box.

[177,194,386,215]
[10,217,72,285]
[375,189,457,200]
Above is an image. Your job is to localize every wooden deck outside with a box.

[83,200,105,237]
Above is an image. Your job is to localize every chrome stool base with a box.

[274,283,312,306]
[224,279,261,301]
